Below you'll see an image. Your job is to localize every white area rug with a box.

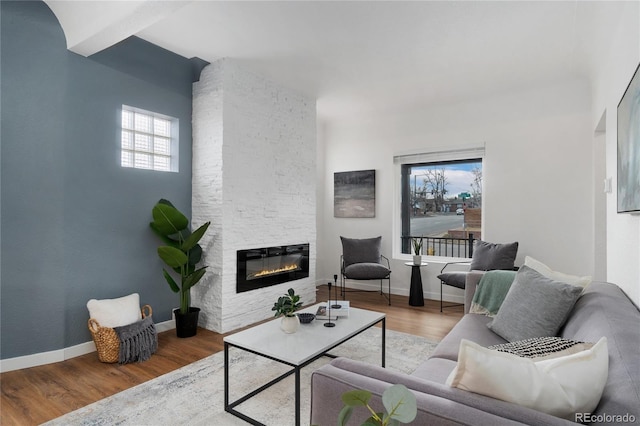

[44,328,438,426]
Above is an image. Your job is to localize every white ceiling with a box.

[44,1,626,120]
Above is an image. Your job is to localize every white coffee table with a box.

[224,303,386,426]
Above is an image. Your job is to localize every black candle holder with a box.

[331,274,341,309]
[324,282,335,327]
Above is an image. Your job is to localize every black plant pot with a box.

[174,307,200,338]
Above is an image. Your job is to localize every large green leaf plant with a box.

[150,199,211,314]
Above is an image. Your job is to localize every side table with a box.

[405,262,428,306]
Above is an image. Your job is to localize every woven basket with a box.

[88,305,152,363]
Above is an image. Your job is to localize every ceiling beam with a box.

[45,0,192,57]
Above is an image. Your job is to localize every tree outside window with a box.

[400,159,482,257]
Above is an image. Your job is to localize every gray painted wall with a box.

[1,1,194,359]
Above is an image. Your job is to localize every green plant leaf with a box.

[341,389,372,407]
[188,244,203,266]
[150,222,182,248]
[162,269,180,293]
[183,267,207,291]
[157,246,188,268]
[337,405,353,426]
[182,221,210,252]
[381,384,417,424]
[362,416,382,426]
[151,202,188,236]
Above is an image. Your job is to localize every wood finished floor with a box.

[0,286,463,425]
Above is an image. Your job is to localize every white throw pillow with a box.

[524,256,592,289]
[446,337,608,420]
[87,293,142,328]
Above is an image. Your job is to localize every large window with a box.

[395,147,484,259]
[121,106,178,172]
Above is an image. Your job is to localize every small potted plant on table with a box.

[412,236,423,265]
[272,288,303,333]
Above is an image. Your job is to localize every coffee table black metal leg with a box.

[295,367,301,426]
[382,317,386,367]
[224,342,229,409]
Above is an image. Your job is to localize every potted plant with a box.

[412,236,423,265]
[150,199,211,338]
[271,288,303,333]
[339,384,417,426]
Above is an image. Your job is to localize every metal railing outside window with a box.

[401,234,475,258]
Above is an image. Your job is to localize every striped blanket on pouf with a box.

[114,316,158,364]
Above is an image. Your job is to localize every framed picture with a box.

[617,62,640,214]
[334,169,376,218]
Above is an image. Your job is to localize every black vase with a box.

[174,307,200,338]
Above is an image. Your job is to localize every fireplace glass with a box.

[236,244,310,293]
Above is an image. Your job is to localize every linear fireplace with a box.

[236,244,310,293]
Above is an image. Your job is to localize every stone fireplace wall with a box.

[191,59,317,333]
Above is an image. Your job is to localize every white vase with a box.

[281,315,300,334]
[413,255,422,265]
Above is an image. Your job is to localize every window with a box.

[394,146,484,259]
[121,106,178,172]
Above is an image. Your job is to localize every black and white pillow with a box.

[488,336,594,361]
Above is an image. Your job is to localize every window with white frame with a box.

[394,146,484,259]
[121,106,178,172]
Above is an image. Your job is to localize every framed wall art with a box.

[617,62,640,214]
[334,169,376,218]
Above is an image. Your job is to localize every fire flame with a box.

[253,264,299,278]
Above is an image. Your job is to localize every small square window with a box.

[121,106,178,172]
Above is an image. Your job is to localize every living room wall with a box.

[589,1,640,305]
[1,1,194,360]
[317,78,594,303]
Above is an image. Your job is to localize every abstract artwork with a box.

[334,169,376,218]
[617,62,640,214]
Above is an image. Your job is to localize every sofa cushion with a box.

[488,337,594,361]
[524,256,592,289]
[429,314,507,361]
[487,266,582,341]
[446,337,609,420]
[436,271,467,288]
[343,262,390,279]
[469,240,518,271]
[559,282,640,420]
[340,236,381,267]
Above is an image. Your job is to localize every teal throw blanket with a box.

[470,270,517,316]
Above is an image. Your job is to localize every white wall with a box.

[590,1,640,306]
[317,78,594,304]
[192,59,317,333]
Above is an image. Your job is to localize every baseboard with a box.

[340,281,464,304]
[0,319,175,373]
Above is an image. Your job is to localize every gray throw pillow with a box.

[437,271,467,289]
[344,263,390,279]
[470,240,519,271]
[487,266,583,342]
[340,236,382,267]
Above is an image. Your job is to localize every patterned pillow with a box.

[488,337,595,361]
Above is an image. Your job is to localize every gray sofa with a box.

[310,274,640,425]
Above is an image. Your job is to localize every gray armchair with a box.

[340,236,391,305]
[438,240,518,311]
